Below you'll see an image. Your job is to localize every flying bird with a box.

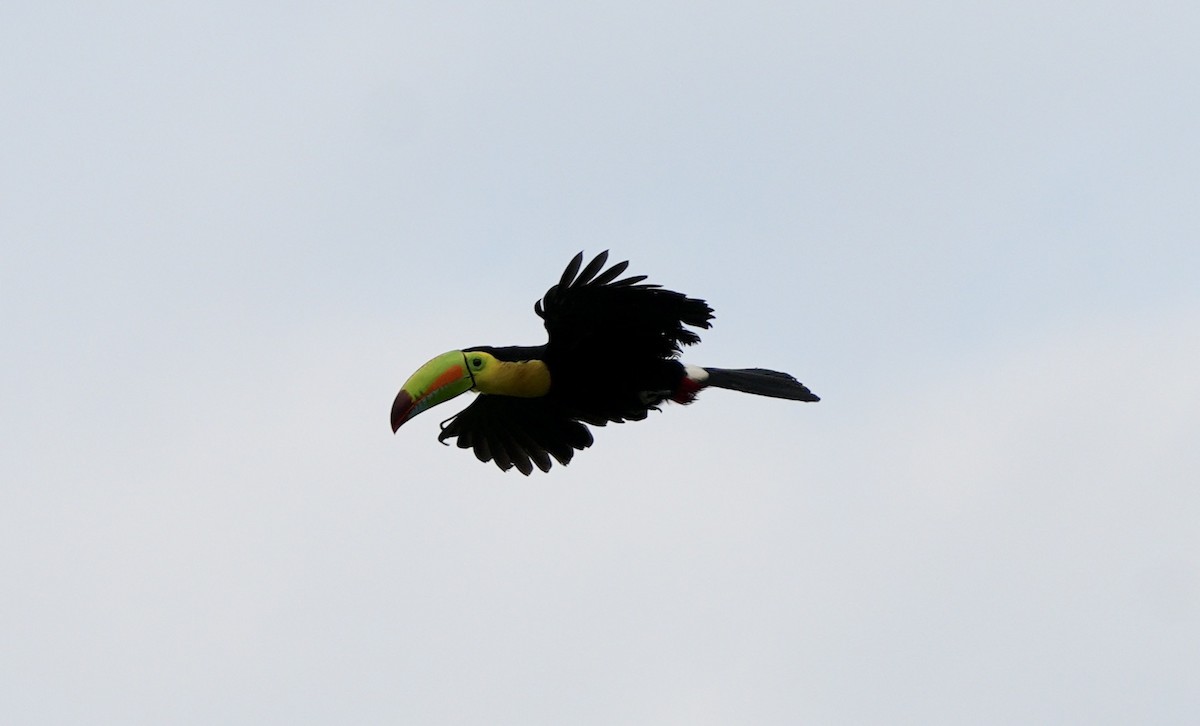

[390,251,819,474]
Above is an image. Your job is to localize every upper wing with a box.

[534,251,714,362]
[437,394,595,475]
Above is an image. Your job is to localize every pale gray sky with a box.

[2,2,1198,724]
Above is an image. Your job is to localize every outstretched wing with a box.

[534,251,714,363]
[437,394,595,475]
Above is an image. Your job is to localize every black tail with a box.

[704,367,820,402]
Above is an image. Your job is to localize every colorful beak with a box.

[390,351,475,432]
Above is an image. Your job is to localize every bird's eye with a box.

[472,357,483,368]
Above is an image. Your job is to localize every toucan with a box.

[391,251,819,474]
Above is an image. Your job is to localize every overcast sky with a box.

[2,2,1198,724]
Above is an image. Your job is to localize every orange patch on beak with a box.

[429,364,466,392]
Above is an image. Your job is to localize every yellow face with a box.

[460,350,494,389]
[463,351,551,397]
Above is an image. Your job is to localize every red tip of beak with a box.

[391,390,414,433]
